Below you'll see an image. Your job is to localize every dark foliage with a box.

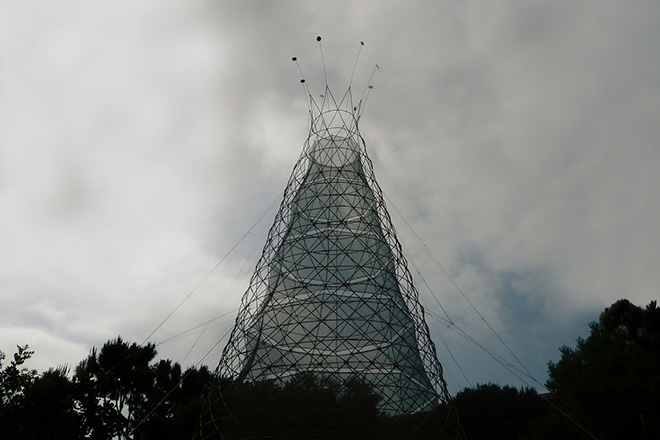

[454,383,544,440]
[199,372,462,440]
[138,360,214,440]
[75,336,160,439]
[1,347,83,439]
[23,366,83,440]
[202,372,384,439]
[0,338,216,440]
[547,299,660,440]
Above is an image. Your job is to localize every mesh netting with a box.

[199,88,462,440]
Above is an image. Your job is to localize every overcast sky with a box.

[1,1,659,394]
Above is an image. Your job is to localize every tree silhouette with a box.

[547,299,660,440]
[73,336,216,440]
[0,345,37,405]
[200,373,388,439]
[137,360,214,440]
[75,337,158,439]
[198,372,466,440]
[453,383,544,440]
[22,366,83,439]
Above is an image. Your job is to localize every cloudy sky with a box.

[1,1,659,394]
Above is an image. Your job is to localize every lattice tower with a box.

[200,60,461,439]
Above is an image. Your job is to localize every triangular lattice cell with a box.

[200,86,461,439]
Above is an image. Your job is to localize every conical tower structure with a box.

[200,53,460,440]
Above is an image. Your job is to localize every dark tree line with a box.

[0,337,213,440]
[451,299,660,440]
[453,384,545,440]
[200,372,385,440]
[198,372,461,440]
[1,298,658,439]
[546,299,660,440]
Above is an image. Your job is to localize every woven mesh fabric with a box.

[200,88,460,439]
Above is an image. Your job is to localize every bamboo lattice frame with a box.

[200,85,461,439]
